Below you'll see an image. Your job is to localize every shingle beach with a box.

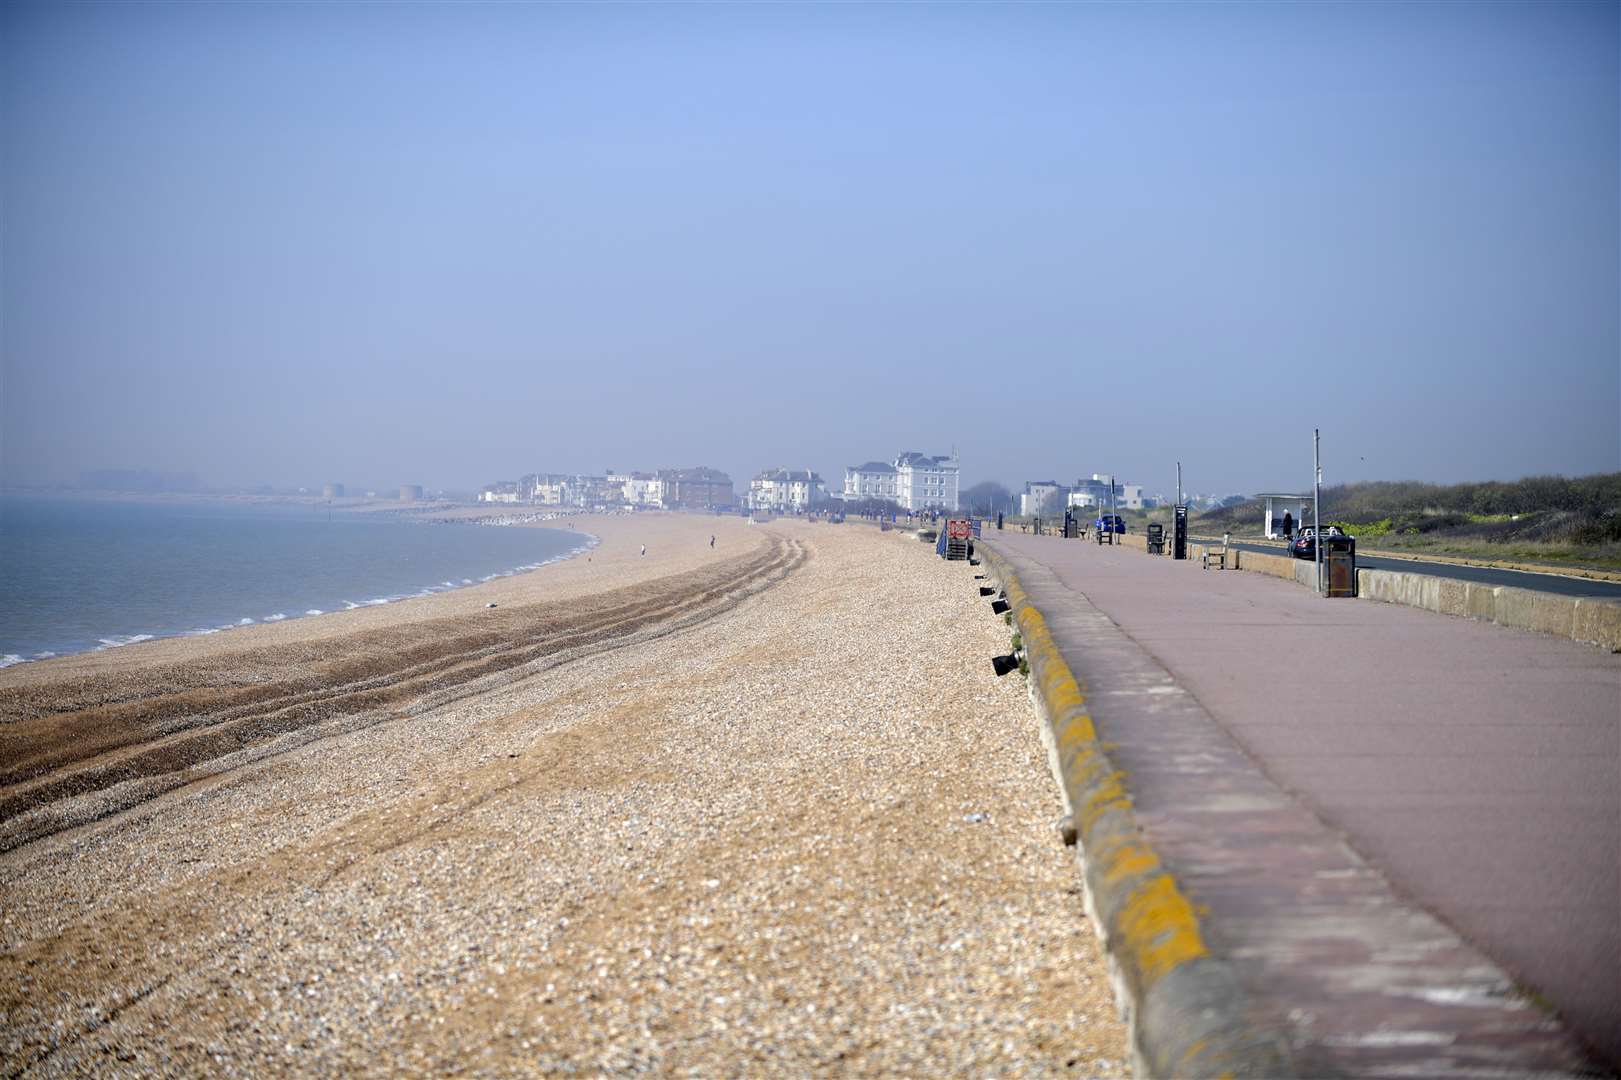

[1,513,1127,1075]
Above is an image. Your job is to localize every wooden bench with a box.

[1202,548,1228,570]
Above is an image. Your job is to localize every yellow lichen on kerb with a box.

[1100,840,1160,887]
[1076,769,1132,833]
[1116,873,1210,985]
[1052,715,1098,756]
[992,554,1212,1027]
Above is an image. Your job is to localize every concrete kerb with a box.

[980,543,1291,1079]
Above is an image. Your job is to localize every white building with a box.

[530,474,571,505]
[622,472,663,508]
[894,451,959,511]
[749,468,826,513]
[843,461,899,503]
[1021,480,1068,517]
[479,481,521,504]
[1066,489,1099,509]
[845,452,959,511]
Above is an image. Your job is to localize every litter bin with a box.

[1321,536,1357,597]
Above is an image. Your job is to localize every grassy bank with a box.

[1188,474,1621,571]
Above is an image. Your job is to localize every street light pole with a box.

[1314,428,1323,595]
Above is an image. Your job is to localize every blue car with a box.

[1094,514,1126,534]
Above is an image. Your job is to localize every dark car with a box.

[1094,514,1126,534]
[1289,525,1348,559]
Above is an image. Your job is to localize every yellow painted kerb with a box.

[987,543,1213,993]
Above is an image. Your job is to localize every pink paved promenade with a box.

[991,533,1620,1073]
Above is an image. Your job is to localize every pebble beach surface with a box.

[1,514,1127,1076]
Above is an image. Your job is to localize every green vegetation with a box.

[1010,631,1022,652]
[1195,473,1621,571]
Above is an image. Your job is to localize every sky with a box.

[3,1,1617,498]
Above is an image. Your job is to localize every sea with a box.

[0,497,592,667]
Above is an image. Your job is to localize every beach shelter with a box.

[1255,493,1312,539]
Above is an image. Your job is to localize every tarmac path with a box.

[991,532,1620,1073]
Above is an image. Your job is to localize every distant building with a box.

[620,472,663,508]
[843,461,899,503]
[749,468,826,513]
[530,473,572,505]
[1066,490,1098,509]
[322,483,345,499]
[894,451,960,511]
[479,481,521,504]
[1021,480,1068,517]
[1119,483,1149,510]
[400,485,423,501]
[843,452,959,511]
[568,475,622,508]
[658,466,735,510]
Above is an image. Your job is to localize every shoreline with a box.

[0,510,603,671]
[0,513,755,691]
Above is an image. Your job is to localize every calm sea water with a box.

[0,498,591,666]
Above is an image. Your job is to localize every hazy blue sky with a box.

[3,1,1616,497]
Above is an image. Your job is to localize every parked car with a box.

[1289,525,1349,559]
[1094,514,1126,535]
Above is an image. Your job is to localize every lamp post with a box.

[1314,429,1323,595]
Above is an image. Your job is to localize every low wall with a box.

[1177,542,1621,653]
[1357,569,1621,652]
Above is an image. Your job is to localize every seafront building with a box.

[1021,480,1068,517]
[1064,475,1156,512]
[621,472,664,508]
[658,467,736,510]
[475,466,738,511]
[478,481,522,504]
[843,452,960,512]
[843,461,900,503]
[530,474,574,505]
[748,468,827,513]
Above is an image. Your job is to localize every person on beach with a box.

[710,535,715,548]
[640,544,646,557]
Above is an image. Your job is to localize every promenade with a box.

[987,533,1620,1075]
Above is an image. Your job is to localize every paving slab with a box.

[988,533,1620,1075]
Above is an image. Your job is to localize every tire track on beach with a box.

[0,536,807,856]
[0,539,809,1078]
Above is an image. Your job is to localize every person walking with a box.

[1282,510,1295,539]
[709,535,715,548]
[640,544,646,557]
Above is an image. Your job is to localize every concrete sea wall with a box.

[1193,542,1621,652]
